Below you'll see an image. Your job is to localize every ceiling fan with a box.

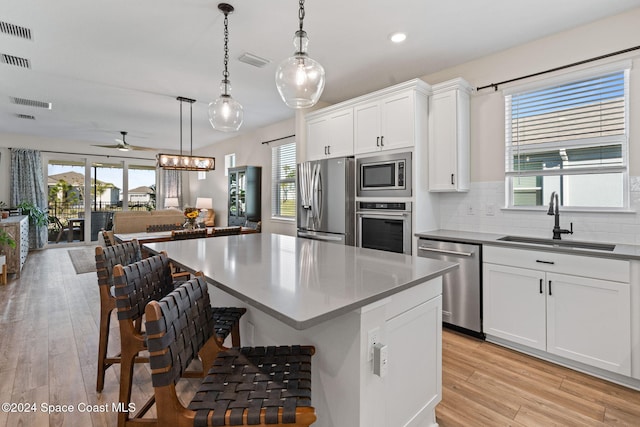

[92,131,155,152]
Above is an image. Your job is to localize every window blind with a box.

[271,142,296,218]
[506,70,627,175]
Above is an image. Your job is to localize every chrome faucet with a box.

[547,191,573,240]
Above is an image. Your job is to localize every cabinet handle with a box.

[327,145,331,155]
[380,136,384,146]
[548,280,552,296]
[539,278,543,294]
[324,146,328,155]
[376,136,380,147]
[451,174,455,185]
[536,260,555,265]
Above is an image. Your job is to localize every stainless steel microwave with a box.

[356,151,412,197]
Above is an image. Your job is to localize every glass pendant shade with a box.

[275,30,325,109]
[209,80,243,132]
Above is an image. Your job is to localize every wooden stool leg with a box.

[0,264,6,285]
[96,305,113,392]
[117,348,136,427]
[231,321,241,347]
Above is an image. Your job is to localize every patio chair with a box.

[49,215,81,243]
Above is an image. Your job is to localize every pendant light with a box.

[208,3,243,132]
[275,0,325,109]
[157,97,216,171]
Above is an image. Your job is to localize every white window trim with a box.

[270,140,296,220]
[504,60,631,211]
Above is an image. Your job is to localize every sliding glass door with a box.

[47,159,87,244]
[44,154,156,246]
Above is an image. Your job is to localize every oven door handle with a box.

[418,247,474,257]
[356,212,409,218]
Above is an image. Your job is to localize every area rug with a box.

[68,247,97,274]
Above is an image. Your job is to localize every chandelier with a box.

[157,97,215,171]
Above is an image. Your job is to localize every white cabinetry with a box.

[354,89,423,154]
[306,108,354,161]
[483,245,631,375]
[428,78,471,191]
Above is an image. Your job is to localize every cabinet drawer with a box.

[484,245,630,283]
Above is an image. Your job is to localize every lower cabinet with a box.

[483,246,631,376]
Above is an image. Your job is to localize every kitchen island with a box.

[145,233,458,427]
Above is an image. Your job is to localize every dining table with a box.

[143,233,458,427]
[114,226,256,244]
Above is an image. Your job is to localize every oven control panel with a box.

[357,202,409,211]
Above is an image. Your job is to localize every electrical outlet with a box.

[367,327,380,361]
[373,343,388,377]
[466,204,475,215]
[486,203,495,216]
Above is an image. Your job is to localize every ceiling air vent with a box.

[0,21,32,40]
[238,52,271,68]
[1,53,31,68]
[15,113,35,120]
[10,96,51,109]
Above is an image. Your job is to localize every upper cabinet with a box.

[306,108,354,161]
[304,79,430,161]
[354,89,420,155]
[428,78,472,192]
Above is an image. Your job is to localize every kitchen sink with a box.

[497,235,616,252]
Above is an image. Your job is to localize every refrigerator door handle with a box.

[311,163,323,228]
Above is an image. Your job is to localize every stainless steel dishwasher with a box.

[417,238,483,336]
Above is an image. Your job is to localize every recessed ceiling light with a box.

[390,32,407,43]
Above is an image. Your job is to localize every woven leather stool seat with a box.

[189,346,313,426]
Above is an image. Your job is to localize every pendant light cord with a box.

[298,0,305,51]
[298,0,305,31]
[179,98,183,155]
[222,10,230,94]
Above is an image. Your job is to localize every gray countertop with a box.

[415,229,640,261]
[146,233,458,329]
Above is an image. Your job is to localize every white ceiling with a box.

[2,0,639,152]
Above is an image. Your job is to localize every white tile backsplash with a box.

[438,178,640,245]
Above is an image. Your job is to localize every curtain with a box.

[161,169,183,208]
[10,149,48,249]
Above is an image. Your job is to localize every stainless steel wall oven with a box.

[356,202,412,255]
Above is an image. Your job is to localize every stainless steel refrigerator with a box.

[297,157,355,245]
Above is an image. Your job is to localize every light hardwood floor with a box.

[1,246,639,426]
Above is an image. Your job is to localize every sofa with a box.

[112,209,186,234]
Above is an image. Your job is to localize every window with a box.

[271,142,296,218]
[505,64,629,209]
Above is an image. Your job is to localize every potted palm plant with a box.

[16,201,48,249]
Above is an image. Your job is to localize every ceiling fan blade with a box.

[127,145,157,151]
[92,143,156,151]
[92,143,126,149]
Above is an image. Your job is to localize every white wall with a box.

[190,117,297,236]
[420,8,640,245]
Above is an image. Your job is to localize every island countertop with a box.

[145,233,457,330]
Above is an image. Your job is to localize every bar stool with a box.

[145,276,317,427]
